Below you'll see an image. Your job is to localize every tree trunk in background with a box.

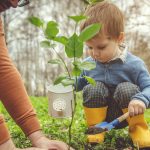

[1,0,150,96]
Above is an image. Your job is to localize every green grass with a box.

[0,94,150,149]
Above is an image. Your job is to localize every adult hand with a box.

[0,139,47,150]
[29,131,74,150]
[0,0,18,13]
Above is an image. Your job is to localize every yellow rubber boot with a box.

[122,108,150,148]
[84,106,107,143]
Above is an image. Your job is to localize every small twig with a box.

[52,47,71,78]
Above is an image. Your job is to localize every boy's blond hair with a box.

[80,1,124,40]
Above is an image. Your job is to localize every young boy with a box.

[77,1,150,149]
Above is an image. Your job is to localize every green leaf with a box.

[28,16,44,27]
[54,74,68,85]
[87,0,104,4]
[80,61,96,70]
[73,60,96,71]
[84,76,96,86]
[68,15,87,23]
[48,59,62,64]
[50,44,57,48]
[53,36,68,45]
[72,66,82,76]
[72,60,82,76]
[65,33,83,58]
[40,41,56,48]
[79,23,101,42]
[61,78,75,86]
[40,41,50,48]
[45,21,59,39]
[73,60,82,66]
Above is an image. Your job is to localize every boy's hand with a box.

[128,100,146,117]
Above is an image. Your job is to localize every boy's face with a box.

[86,34,121,63]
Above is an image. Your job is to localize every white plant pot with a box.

[47,84,74,118]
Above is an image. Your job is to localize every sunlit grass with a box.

[0,94,150,149]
